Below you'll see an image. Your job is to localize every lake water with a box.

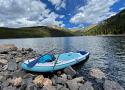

[0,36,125,88]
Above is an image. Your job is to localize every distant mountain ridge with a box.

[83,9,125,35]
[0,26,75,39]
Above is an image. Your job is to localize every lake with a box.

[0,36,125,88]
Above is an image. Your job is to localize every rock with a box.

[0,54,6,58]
[27,83,37,90]
[0,75,4,82]
[56,84,63,90]
[67,75,72,80]
[2,64,8,70]
[23,77,33,85]
[3,86,16,90]
[67,81,79,90]
[0,59,8,65]
[60,74,67,79]
[33,75,44,87]
[56,77,67,85]
[20,84,27,90]
[2,81,9,87]
[60,87,69,90]
[15,57,23,63]
[64,67,77,77]
[0,44,17,51]
[0,85,2,90]
[79,81,94,90]
[0,49,9,54]
[89,68,106,79]
[11,77,22,87]
[8,59,17,71]
[103,80,124,90]
[43,78,52,86]
[68,77,84,84]
[42,85,56,90]
[25,48,33,52]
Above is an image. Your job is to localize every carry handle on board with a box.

[27,48,56,68]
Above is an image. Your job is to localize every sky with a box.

[0,0,125,29]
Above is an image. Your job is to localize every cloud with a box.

[48,0,66,10]
[0,0,64,28]
[119,7,125,11]
[70,0,118,24]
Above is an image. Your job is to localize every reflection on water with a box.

[0,36,125,88]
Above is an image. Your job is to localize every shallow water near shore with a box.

[0,36,125,88]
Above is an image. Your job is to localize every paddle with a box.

[52,49,64,71]
[27,48,56,68]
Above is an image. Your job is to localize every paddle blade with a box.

[27,59,39,68]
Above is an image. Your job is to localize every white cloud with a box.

[119,7,125,11]
[48,0,66,10]
[70,0,118,24]
[0,0,64,28]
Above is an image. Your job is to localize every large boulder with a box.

[103,80,124,90]
[89,68,106,79]
[79,81,94,90]
[64,67,77,77]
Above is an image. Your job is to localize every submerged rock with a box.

[89,68,106,79]
[103,80,124,90]
[79,81,94,90]
[64,67,77,77]
[33,75,44,87]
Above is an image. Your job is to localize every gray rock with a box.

[56,84,63,90]
[67,75,72,80]
[51,78,56,86]
[103,80,124,90]
[0,59,8,65]
[64,67,77,77]
[0,49,9,54]
[2,81,9,87]
[56,77,67,85]
[27,84,37,90]
[60,74,67,80]
[8,59,17,71]
[20,84,27,90]
[67,81,79,90]
[70,77,84,83]
[79,81,94,90]
[0,75,4,82]
[42,86,56,90]
[60,87,69,90]
[22,77,33,85]
[3,86,16,90]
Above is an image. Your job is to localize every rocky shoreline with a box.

[0,44,124,90]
